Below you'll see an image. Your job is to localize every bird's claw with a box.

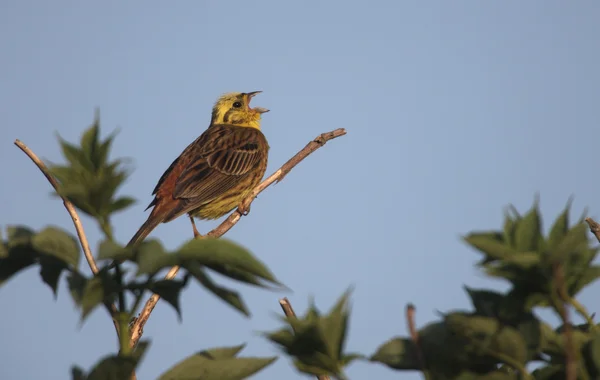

[237,201,252,216]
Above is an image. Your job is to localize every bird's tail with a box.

[126,216,163,248]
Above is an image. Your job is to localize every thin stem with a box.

[14,139,121,336]
[405,304,429,380]
[569,297,597,331]
[279,298,331,380]
[117,314,132,356]
[100,217,115,242]
[128,128,346,348]
[114,264,126,313]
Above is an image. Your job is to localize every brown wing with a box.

[167,125,267,216]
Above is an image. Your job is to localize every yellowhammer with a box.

[127,91,270,247]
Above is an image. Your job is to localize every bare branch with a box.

[279,297,330,380]
[129,128,347,348]
[14,139,99,274]
[406,303,427,379]
[14,139,121,336]
[585,217,600,243]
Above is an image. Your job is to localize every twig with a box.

[552,262,576,380]
[585,217,600,243]
[279,297,330,380]
[14,139,121,336]
[128,128,347,348]
[406,304,428,380]
[14,140,100,274]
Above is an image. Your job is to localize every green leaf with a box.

[200,344,246,360]
[370,337,419,370]
[110,197,136,213]
[514,203,541,252]
[67,271,88,306]
[96,129,119,167]
[85,341,149,380]
[58,135,94,172]
[96,240,133,262]
[503,212,517,248]
[135,239,173,275]
[86,357,136,380]
[39,255,67,297]
[321,288,352,361]
[71,366,87,380]
[572,265,600,296]
[132,340,151,363]
[548,203,570,250]
[504,252,540,269]
[264,292,355,379]
[177,238,282,286]
[514,314,542,361]
[187,265,250,316]
[550,223,589,263]
[148,278,187,321]
[32,226,80,268]
[464,287,504,317]
[464,233,519,261]
[158,351,277,380]
[80,269,118,321]
[417,321,471,375]
[540,322,563,356]
[80,121,99,167]
[445,313,528,366]
[6,225,35,247]
[197,263,271,288]
[584,333,600,378]
[0,245,37,286]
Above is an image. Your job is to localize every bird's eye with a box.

[232,102,243,108]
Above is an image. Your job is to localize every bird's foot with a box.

[189,215,204,239]
[237,199,252,216]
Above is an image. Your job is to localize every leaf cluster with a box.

[0,224,283,379]
[0,225,80,295]
[89,237,285,320]
[71,342,277,380]
[265,290,362,379]
[370,200,600,379]
[49,111,136,238]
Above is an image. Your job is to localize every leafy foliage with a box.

[72,341,150,380]
[48,111,135,239]
[0,225,80,295]
[265,290,362,379]
[157,344,277,380]
[370,200,600,379]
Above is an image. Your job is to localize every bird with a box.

[126,91,270,248]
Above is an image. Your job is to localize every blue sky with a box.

[1,1,599,379]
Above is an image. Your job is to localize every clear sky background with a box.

[1,1,599,379]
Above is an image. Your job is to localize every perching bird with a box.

[126,91,270,247]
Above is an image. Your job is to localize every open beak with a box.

[246,91,270,113]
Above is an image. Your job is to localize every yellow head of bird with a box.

[211,91,269,129]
